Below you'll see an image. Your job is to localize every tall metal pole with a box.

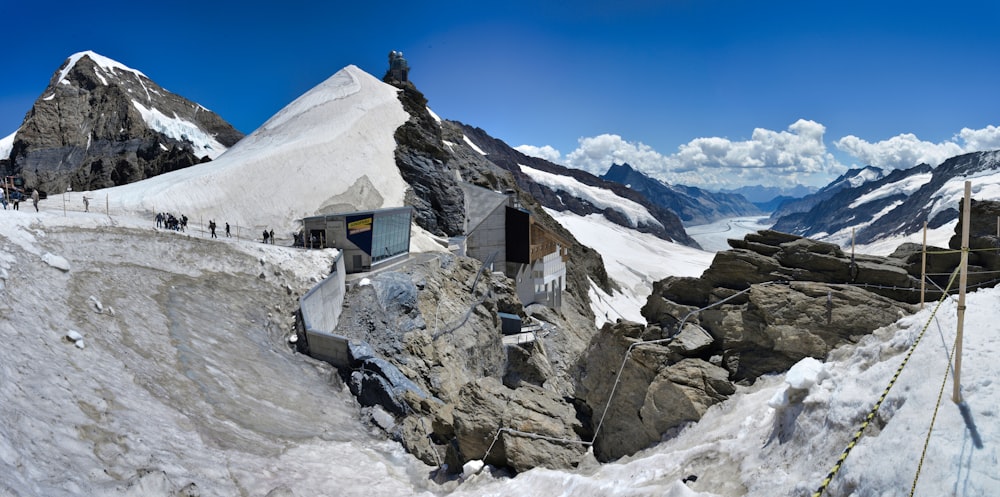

[920,222,927,309]
[953,181,971,404]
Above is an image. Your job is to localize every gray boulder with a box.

[575,321,734,461]
[451,377,587,473]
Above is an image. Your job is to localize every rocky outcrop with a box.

[330,253,590,474]
[386,79,466,237]
[450,377,587,473]
[575,321,734,460]
[6,52,242,194]
[573,229,946,462]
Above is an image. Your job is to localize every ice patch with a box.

[41,253,70,272]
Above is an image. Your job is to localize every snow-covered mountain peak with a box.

[254,64,367,134]
[846,165,887,188]
[57,50,148,86]
[102,64,411,235]
[9,51,245,194]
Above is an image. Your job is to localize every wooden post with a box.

[921,222,927,309]
[953,181,971,404]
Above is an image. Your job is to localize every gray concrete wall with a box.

[300,252,351,367]
[467,203,507,268]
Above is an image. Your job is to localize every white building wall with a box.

[513,245,567,308]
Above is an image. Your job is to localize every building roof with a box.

[459,182,510,234]
[302,205,412,223]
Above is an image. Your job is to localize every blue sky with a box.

[3,0,1000,190]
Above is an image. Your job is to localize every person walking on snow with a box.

[225,222,231,237]
[263,229,269,244]
[31,189,39,212]
[269,229,275,244]
[83,195,89,212]
[209,220,217,238]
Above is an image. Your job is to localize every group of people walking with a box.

[156,213,272,244]
[150,208,291,247]
[155,212,188,231]
[0,189,39,212]
[207,220,231,239]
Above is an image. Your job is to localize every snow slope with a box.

[96,65,411,238]
[520,164,662,229]
[1,130,13,159]
[547,210,713,326]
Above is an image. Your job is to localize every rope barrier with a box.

[909,315,958,496]
[810,268,960,497]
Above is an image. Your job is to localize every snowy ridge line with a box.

[811,268,960,497]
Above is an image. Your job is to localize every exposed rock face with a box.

[5,52,243,194]
[386,79,466,236]
[572,228,959,462]
[575,321,734,460]
[450,377,587,473]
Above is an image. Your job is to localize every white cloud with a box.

[519,122,1000,190]
[956,125,1000,151]
[558,119,842,189]
[834,125,1000,171]
[563,134,668,177]
[515,144,561,163]
[834,133,964,170]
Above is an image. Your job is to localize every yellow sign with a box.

[348,217,373,235]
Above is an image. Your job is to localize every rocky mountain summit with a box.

[5,51,243,194]
[601,162,762,225]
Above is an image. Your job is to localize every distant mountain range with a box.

[769,166,887,222]
[601,163,762,225]
[770,152,1000,244]
[719,184,816,204]
[719,184,816,212]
